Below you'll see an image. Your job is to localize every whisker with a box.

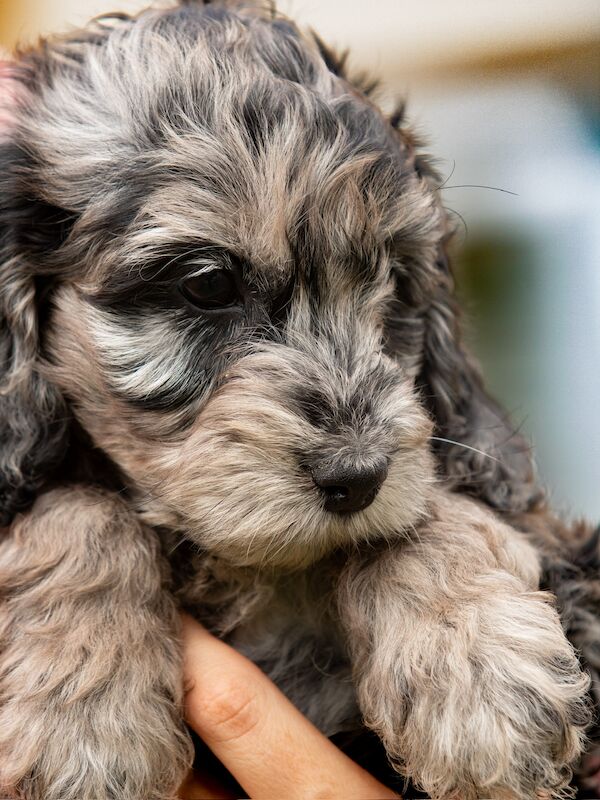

[444,206,469,240]
[436,159,456,190]
[442,184,518,197]
[430,436,500,463]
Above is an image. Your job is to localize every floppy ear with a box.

[418,242,543,513]
[388,120,542,514]
[0,61,71,525]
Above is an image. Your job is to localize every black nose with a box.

[312,460,388,514]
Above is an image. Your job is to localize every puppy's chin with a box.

[133,451,434,570]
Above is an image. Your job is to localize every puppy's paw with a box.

[0,682,192,800]
[0,488,193,800]
[358,589,590,799]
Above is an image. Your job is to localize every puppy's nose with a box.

[312,460,388,514]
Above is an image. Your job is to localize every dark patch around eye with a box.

[88,249,250,415]
[103,315,238,416]
[89,247,240,314]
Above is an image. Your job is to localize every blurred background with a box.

[1,0,599,518]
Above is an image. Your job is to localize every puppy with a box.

[0,2,595,798]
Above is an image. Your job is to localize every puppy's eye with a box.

[179,269,240,311]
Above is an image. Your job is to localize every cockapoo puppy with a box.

[0,2,597,798]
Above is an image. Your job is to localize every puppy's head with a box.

[0,1,540,566]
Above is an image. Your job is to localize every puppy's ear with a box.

[0,62,71,525]
[388,122,542,514]
[418,242,542,513]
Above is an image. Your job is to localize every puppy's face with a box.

[13,4,444,567]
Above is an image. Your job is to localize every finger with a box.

[181,613,400,800]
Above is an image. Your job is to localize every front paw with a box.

[0,489,194,800]
[0,682,192,800]
[358,591,590,799]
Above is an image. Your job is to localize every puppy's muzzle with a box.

[311,458,389,514]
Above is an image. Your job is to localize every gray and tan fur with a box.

[0,2,597,798]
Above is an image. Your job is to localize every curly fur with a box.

[338,495,589,799]
[0,487,193,800]
[0,2,597,799]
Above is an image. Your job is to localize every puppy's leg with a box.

[0,487,193,800]
[337,493,590,800]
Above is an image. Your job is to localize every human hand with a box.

[178,613,399,799]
